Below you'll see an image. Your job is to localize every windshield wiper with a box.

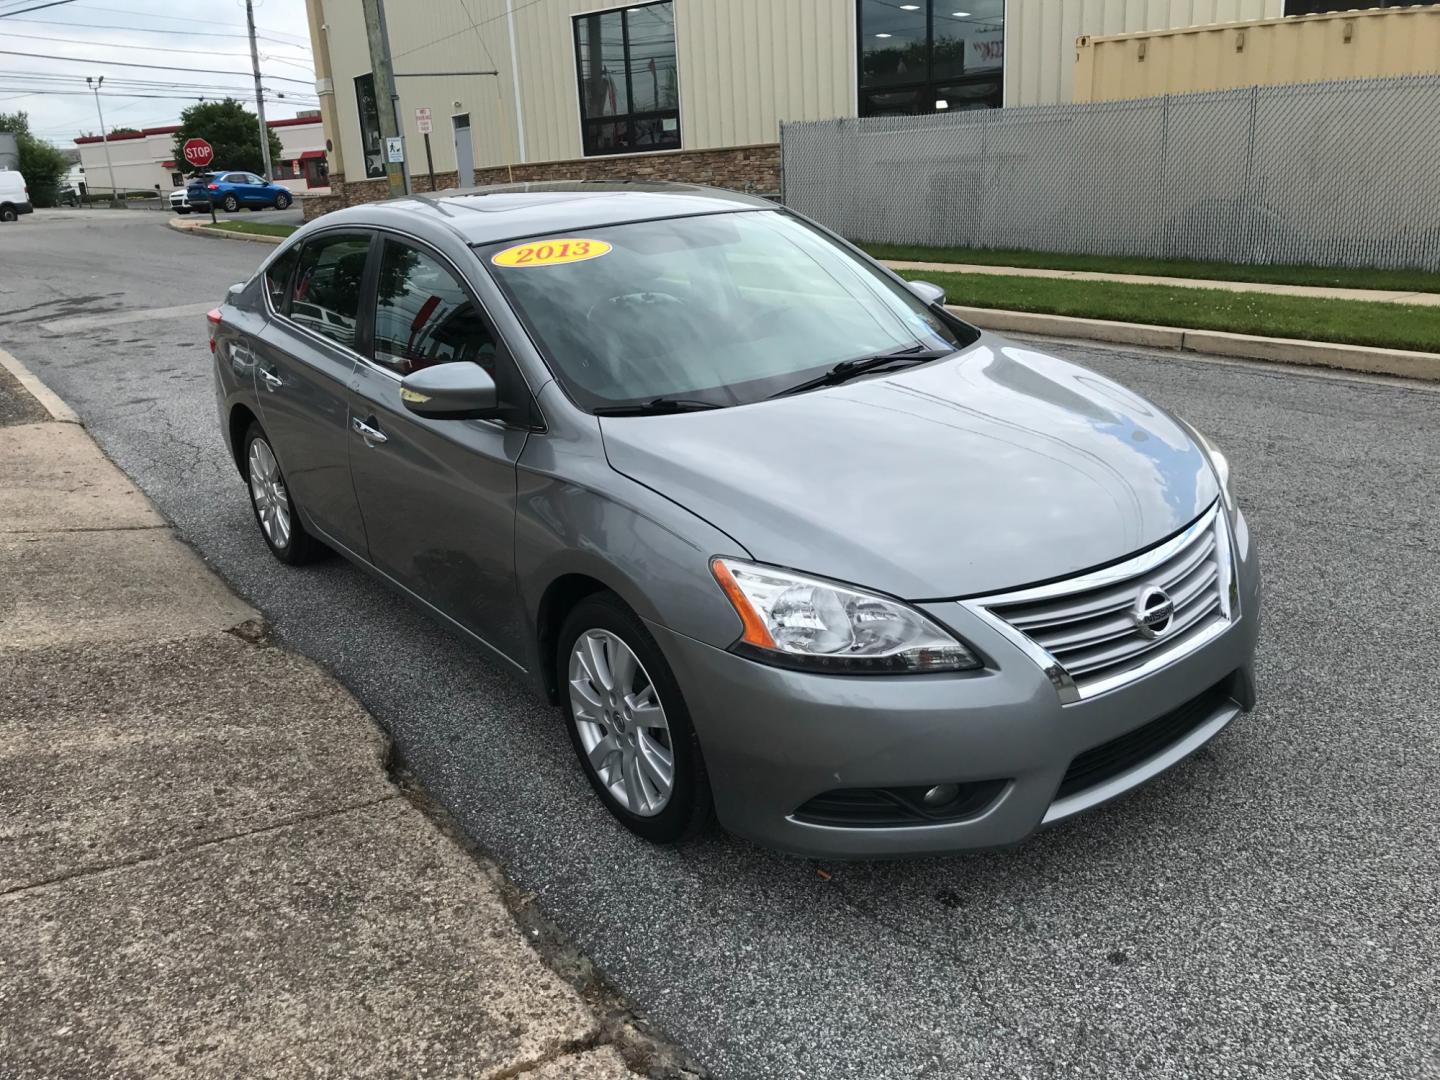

[768,346,952,399]
[593,397,725,417]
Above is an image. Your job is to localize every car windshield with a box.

[479,210,976,411]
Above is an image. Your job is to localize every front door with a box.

[347,235,529,662]
[453,114,473,189]
[252,230,373,556]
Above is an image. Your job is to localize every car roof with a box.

[312,180,776,247]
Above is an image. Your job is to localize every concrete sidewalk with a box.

[884,258,1440,306]
[0,355,668,1079]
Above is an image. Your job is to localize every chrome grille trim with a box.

[961,504,1238,703]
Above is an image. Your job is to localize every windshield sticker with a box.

[491,238,612,268]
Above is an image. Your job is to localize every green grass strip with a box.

[866,243,1440,295]
[201,220,298,238]
[904,269,1440,354]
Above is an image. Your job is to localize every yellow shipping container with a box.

[1074,5,1440,103]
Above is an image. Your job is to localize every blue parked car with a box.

[186,170,293,213]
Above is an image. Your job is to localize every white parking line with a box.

[42,301,218,335]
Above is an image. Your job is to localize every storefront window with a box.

[355,73,385,179]
[1285,1,1416,13]
[573,1,680,156]
[858,0,1004,117]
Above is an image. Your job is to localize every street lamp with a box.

[85,75,121,207]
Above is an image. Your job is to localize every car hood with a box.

[599,338,1219,599]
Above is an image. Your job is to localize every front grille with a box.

[793,779,1008,828]
[1054,678,1234,801]
[980,505,1233,698]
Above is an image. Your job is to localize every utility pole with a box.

[85,76,120,207]
[361,0,407,196]
[244,0,273,180]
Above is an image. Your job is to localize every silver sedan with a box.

[208,182,1260,858]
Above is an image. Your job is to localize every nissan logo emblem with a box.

[1132,585,1175,640]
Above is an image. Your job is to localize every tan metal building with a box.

[304,0,1351,211]
[1074,4,1440,102]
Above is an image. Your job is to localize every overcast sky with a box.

[0,0,316,145]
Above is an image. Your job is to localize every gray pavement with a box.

[2,212,1437,1079]
[0,352,650,1076]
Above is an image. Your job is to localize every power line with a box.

[392,0,547,61]
[0,0,78,18]
[0,15,313,51]
[68,3,311,45]
[0,47,313,84]
[0,71,316,98]
[0,28,311,67]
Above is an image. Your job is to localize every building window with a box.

[858,0,1005,117]
[1284,1,1418,13]
[355,73,385,179]
[274,159,302,180]
[573,0,680,157]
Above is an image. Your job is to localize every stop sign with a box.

[182,138,214,168]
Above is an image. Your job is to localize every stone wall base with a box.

[303,143,780,221]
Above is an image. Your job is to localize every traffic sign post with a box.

[416,107,436,193]
[181,138,214,169]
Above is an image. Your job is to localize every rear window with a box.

[264,244,301,311]
[288,232,371,349]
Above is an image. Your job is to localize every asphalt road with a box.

[3,210,1436,1080]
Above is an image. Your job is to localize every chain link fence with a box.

[781,74,1440,271]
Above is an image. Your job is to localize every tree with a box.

[171,99,283,178]
[108,126,140,136]
[0,112,68,208]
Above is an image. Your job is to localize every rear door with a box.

[250,230,374,556]
[346,233,532,663]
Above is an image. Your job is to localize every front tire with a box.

[559,593,712,844]
[274,192,291,210]
[241,423,326,565]
[221,194,239,212]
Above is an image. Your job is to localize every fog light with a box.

[922,783,961,807]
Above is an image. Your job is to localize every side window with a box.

[289,232,372,350]
[264,243,301,312]
[372,239,498,376]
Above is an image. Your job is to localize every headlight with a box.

[1195,430,1236,512]
[710,558,982,674]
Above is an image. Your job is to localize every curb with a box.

[946,305,1440,382]
[0,347,80,423]
[167,217,285,245]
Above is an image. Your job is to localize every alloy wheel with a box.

[568,629,675,817]
[247,438,292,550]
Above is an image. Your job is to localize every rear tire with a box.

[558,592,712,844]
[0,206,16,223]
[241,422,327,565]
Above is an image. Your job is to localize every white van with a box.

[0,170,33,222]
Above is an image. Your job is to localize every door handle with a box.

[259,368,284,391]
[352,416,388,444]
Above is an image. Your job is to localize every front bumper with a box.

[654,509,1261,859]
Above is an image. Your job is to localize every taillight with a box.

[207,308,222,353]
[207,183,219,190]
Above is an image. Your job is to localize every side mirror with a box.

[400,361,500,420]
[907,280,946,307]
